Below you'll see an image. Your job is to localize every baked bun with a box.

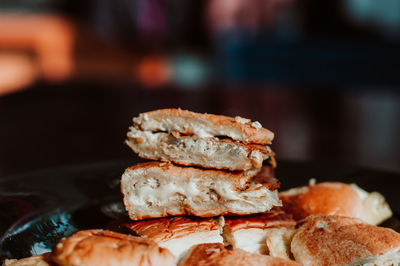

[121,162,281,220]
[280,182,364,221]
[120,216,223,260]
[2,253,51,266]
[280,181,392,224]
[223,208,295,257]
[178,243,301,266]
[291,215,400,265]
[126,128,275,171]
[133,108,274,145]
[51,229,175,266]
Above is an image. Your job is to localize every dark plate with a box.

[1,159,400,261]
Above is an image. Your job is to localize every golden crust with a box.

[291,215,400,265]
[51,229,175,266]
[178,243,301,266]
[280,182,364,221]
[120,216,219,243]
[134,108,274,144]
[223,208,295,232]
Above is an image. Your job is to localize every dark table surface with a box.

[1,81,400,178]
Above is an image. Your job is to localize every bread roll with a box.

[178,243,300,266]
[291,215,400,265]
[280,181,392,225]
[51,229,175,266]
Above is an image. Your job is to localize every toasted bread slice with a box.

[133,109,274,144]
[121,162,281,220]
[126,128,275,170]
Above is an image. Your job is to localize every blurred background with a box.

[0,0,400,177]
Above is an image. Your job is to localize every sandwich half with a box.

[126,109,275,170]
[121,162,281,220]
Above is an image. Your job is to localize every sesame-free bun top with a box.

[51,229,176,266]
[280,182,393,225]
[133,108,274,144]
[179,243,301,266]
[280,182,365,221]
[291,215,400,265]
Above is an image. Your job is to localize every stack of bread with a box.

[122,109,279,219]
[119,109,296,262]
[4,109,400,266]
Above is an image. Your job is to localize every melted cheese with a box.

[130,180,200,207]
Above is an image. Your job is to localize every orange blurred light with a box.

[134,56,171,88]
[0,14,74,82]
[0,53,38,96]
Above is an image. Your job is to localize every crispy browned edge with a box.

[224,207,295,232]
[136,108,274,144]
[120,216,219,243]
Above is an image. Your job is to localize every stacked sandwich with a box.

[119,109,295,259]
[122,108,280,220]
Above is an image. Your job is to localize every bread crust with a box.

[291,215,400,265]
[51,229,175,266]
[223,208,295,232]
[133,109,274,144]
[280,182,364,221]
[121,216,219,243]
[178,243,301,266]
